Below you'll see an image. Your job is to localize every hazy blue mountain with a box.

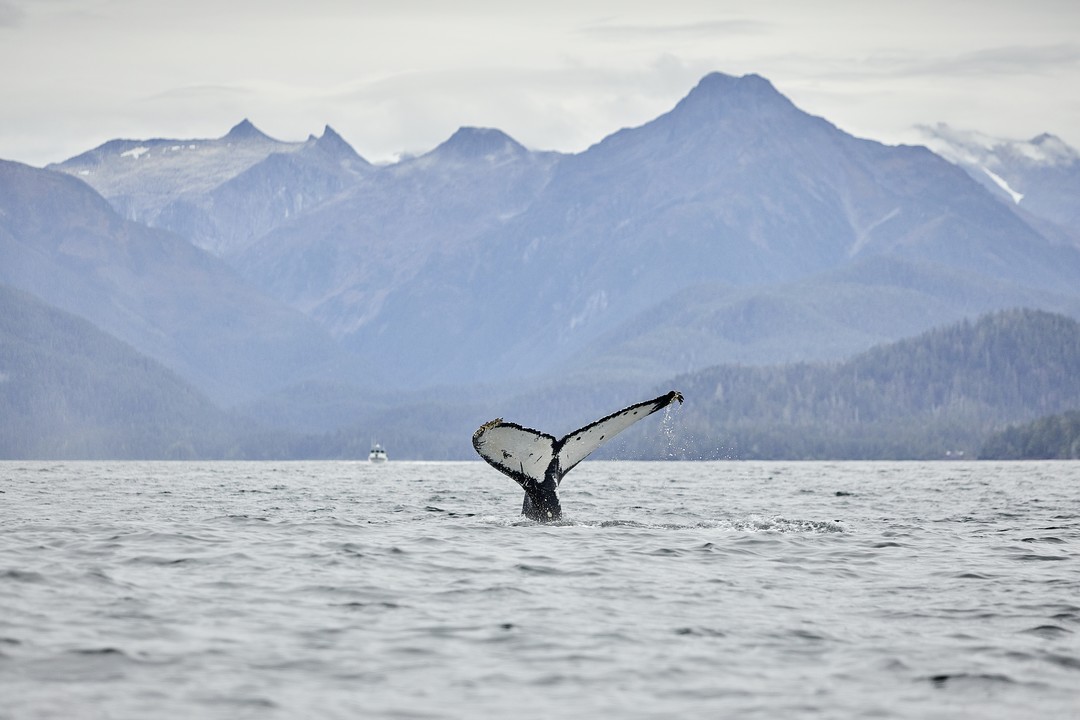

[916,123,1080,234]
[562,254,1080,381]
[31,72,1080,428]
[466,74,1078,357]
[0,284,243,459]
[233,72,1080,389]
[0,160,350,405]
[50,120,371,255]
[232,126,563,342]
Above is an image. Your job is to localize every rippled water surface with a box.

[2,461,1078,719]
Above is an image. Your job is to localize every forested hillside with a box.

[0,286,247,458]
[4,303,1078,460]
[980,411,1080,459]
[624,309,1080,460]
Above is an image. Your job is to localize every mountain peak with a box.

[314,125,366,162]
[1030,133,1079,164]
[224,119,271,142]
[692,72,776,97]
[670,72,794,121]
[433,127,527,161]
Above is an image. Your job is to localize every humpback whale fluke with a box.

[472,391,684,521]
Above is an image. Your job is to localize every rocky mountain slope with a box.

[50,120,371,255]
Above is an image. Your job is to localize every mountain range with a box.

[2,71,1079,457]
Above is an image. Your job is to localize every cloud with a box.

[314,56,716,160]
[762,42,1080,92]
[841,43,1080,80]
[920,43,1080,76]
[581,18,772,41]
[147,84,256,103]
[0,1,26,27]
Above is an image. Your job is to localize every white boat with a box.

[368,442,388,463]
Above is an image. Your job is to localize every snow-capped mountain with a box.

[50,120,371,255]
[54,119,296,200]
[916,123,1080,233]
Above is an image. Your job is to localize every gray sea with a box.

[1,460,1078,719]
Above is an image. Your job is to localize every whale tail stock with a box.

[471,390,684,521]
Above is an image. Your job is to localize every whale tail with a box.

[472,391,683,521]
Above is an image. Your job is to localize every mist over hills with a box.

[0,285,242,459]
[917,123,1080,234]
[0,159,350,405]
[6,299,1072,460]
[4,71,1080,457]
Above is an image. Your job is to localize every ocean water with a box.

[1,460,1077,719]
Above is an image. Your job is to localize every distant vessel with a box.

[368,442,388,463]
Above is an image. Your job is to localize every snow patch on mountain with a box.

[120,146,149,160]
[981,167,1023,204]
[916,123,1080,230]
[51,120,313,200]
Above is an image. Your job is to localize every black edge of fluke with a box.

[471,391,683,522]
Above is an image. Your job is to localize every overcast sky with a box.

[2,0,1078,166]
